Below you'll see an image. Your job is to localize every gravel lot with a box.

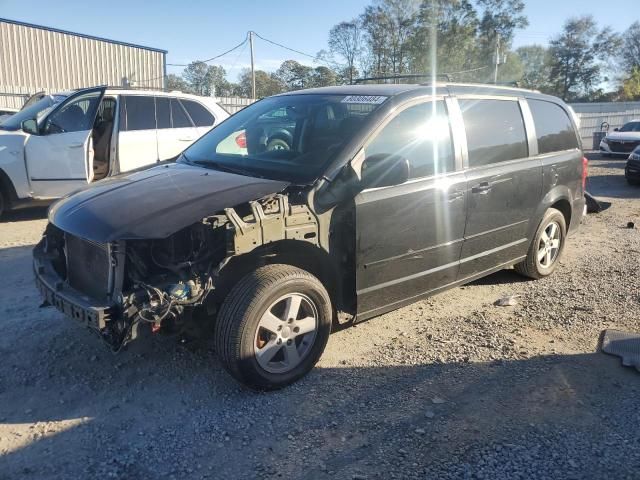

[1,152,639,480]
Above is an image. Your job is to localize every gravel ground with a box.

[0,153,639,480]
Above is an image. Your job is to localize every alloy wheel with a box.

[537,221,561,268]
[253,293,318,374]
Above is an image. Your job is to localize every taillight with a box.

[582,156,588,190]
[235,131,247,148]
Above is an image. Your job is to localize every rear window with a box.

[460,99,528,167]
[181,99,215,127]
[122,96,156,131]
[528,99,578,154]
[155,97,171,129]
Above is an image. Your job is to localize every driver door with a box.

[25,87,105,198]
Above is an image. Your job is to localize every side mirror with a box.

[361,153,410,189]
[614,127,620,132]
[21,118,38,135]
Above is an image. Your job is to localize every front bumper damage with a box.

[34,243,112,331]
[34,194,320,351]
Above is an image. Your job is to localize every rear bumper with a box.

[33,240,113,330]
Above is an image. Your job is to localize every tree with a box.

[407,0,479,78]
[516,45,552,90]
[329,20,362,83]
[275,60,313,90]
[619,66,640,101]
[547,16,621,101]
[183,62,230,96]
[308,66,338,88]
[620,21,640,72]
[166,74,193,93]
[238,69,283,98]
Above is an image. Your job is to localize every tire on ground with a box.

[515,207,567,280]
[214,264,332,390]
[0,187,6,219]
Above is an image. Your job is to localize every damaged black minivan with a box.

[34,83,587,389]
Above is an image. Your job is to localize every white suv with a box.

[0,86,228,217]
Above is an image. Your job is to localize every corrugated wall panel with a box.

[0,19,165,108]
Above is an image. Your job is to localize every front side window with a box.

[181,94,386,183]
[43,91,103,134]
[181,99,215,127]
[528,99,578,153]
[0,94,68,131]
[365,100,454,179]
[122,96,156,131]
[460,99,528,167]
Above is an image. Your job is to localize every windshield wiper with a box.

[182,155,264,179]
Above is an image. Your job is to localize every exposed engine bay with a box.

[35,194,320,351]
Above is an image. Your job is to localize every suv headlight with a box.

[630,151,640,161]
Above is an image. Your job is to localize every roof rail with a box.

[353,73,451,84]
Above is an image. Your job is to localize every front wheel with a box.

[215,264,332,390]
[515,208,567,279]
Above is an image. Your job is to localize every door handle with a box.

[68,142,84,149]
[471,182,492,194]
[178,137,195,142]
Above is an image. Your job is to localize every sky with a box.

[0,0,637,81]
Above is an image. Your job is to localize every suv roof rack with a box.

[353,73,451,84]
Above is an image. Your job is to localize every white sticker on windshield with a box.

[341,95,387,105]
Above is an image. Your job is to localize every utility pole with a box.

[494,32,500,85]
[249,31,256,99]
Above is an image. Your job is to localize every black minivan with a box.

[34,83,587,389]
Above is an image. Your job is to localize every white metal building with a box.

[0,18,167,109]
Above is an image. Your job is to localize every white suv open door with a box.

[24,86,105,198]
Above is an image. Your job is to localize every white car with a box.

[0,86,228,217]
[599,119,640,156]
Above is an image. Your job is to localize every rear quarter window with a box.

[459,99,528,167]
[528,99,579,154]
[180,99,215,127]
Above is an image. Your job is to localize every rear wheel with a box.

[627,177,640,186]
[215,264,332,390]
[515,208,567,279]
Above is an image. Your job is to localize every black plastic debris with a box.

[584,191,610,213]
[627,222,635,229]
[601,329,640,372]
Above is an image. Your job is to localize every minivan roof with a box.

[279,82,561,103]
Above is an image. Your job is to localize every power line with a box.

[167,34,249,67]
[251,31,344,69]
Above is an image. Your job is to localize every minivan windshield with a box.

[0,94,69,131]
[180,94,387,183]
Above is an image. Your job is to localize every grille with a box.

[65,234,111,300]
[608,140,640,153]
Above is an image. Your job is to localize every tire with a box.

[515,208,567,280]
[0,188,6,219]
[215,264,332,390]
[627,177,640,186]
[266,137,290,151]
